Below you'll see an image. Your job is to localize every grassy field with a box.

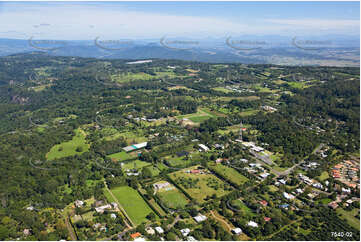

[336,208,360,230]
[168,166,232,203]
[231,199,254,216]
[110,71,179,83]
[46,128,89,160]
[212,87,234,93]
[239,109,259,117]
[318,171,329,181]
[209,163,249,186]
[104,131,147,144]
[177,108,215,124]
[156,184,189,209]
[107,186,154,225]
[214,96,260,102]
[107,151,132,161]
[111,72,154,82]
[143,166,160,176]
[122,160,150,170]
[166,156,193,167]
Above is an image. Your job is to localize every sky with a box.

[0,1,359,40]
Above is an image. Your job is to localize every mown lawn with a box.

[46,128,89,160]
[108,186,154,225]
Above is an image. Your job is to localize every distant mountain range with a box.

[0,36,359,66]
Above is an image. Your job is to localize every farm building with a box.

[198,144,210,152]
[123,142,147,152]
[153,182,171,190]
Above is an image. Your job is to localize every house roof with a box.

[130,232,141,239]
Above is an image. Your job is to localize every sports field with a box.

[107,186,154,225]
[46,128,89,160]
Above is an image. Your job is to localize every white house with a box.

[95,204,112,213]
[283,192,295,200]
[180,228,191,237]
[198,144,210,152]
[75,200,84,208]
[247,221,258,227]
[110,213,117,219]
[187,236,196,241]
[193,214,207,223]
[145,227,155,235]
[232,228,242,235]
[155,226,164,234]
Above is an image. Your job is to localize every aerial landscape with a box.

[0,1,359,241]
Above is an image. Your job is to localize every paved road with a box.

[252,143,324,177]
[278,143,325,176]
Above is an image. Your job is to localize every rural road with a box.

[65,215,77,241]
[210,210,233,231]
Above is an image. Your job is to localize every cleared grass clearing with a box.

[107,151,133,161]
[168,166,232,203]
[104,131,147,144]
[318,171,329,181]
[177,109,214,124]
[231,199,254,216]
[122,160,151,170]
[111,72,154,83]
[209,163,249,186]
[144,166,160,177]
[214,96,260,102]
[212,87,234,93]
[156,184,189,209]
[108,186,154,225]
[239,109,259,117]
[336,208,360,230]
[46,128,89,160]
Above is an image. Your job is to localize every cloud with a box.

[266,18,359,34]
[0,3,359,40]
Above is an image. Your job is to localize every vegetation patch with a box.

[46,128,89,160]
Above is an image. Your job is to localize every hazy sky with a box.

[0,1,359,40]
